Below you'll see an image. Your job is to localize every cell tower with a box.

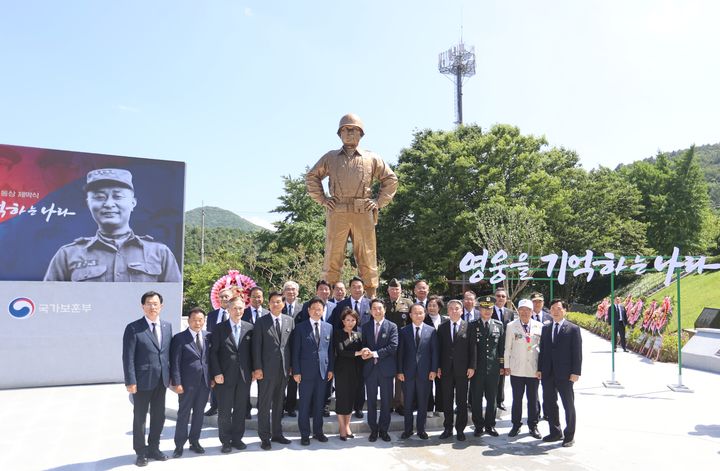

[438,41,476,125]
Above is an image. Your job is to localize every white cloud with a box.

[246,216,276,231]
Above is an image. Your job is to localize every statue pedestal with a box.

[682,328,720,373]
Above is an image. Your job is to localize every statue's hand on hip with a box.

[364,199,378,211]
[323,196,337,210]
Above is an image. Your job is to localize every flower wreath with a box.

[210,269,257,309]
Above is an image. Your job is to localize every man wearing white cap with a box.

[503,299,543,439]
[44,168,181,282]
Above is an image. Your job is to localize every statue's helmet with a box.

[337,113,365,137]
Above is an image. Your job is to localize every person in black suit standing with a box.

[608,296,628,352]
[437,299,475,441]
[423,295,448,418]
[492,287,515,411]
[210,296,255,453]
[361,298,399,442]
[122,291,172,467]
[252,291,294,450]
[243,286,267,325]
[204,286,238,417]
[292,297,335,445]
[536,298,582,447]
[396,303,438,440]
[170,307,211,458]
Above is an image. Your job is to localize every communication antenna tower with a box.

[438,41,476,125]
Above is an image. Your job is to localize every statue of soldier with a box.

[305,114,398,298]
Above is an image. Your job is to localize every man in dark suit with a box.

[462,290,481,322]
[537,298,582,447]
[360,298,399,442]
[170,307,211,458]
[282,280,302,319]
[122,291,172,467]
[608,296,628,352]
[396,303,438,440]
[253,291,295,450]
[413,280,430,309]
[292,297,335,445]
[530,292,552,324]
[210,296,255,453]
[492,287,515,410]
[242,286,267,325]
[437,299,475,441]
[384,278,413,416]
[204,286,237,417]
[470,296,505,437]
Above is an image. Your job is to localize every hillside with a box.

[650,142,720,209]
[647,270,720,332]
[185,206,266,232]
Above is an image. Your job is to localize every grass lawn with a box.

[648,270,720,332]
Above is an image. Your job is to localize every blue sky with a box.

[1,1,718,229]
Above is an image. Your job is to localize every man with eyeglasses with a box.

[44,168,181,282]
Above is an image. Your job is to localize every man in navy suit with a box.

[292,297,335,445]
[462,290,481,322]
[396,303,438,440]
[361,298,399,442]
[608,296,628,352]
[210,296,255,453]
[242,286,267,325]
[253,291,295,449]
[122,291,172,467]
[536,298,582,447]
[170,307,211,458]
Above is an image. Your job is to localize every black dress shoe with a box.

[369,431,378,442]
[562,438,575,447]
[529,428,542,439]
[456,431,466,441]
[286,410,297,417]
[135,455,148,467]
[148,449,168,461]
[508,426,521,437]
[314,433,329,442]
[395,407,404,416]
[473,429,483,437]
[623,349,629,352]
[204,406,218,416]
[485,427,499,437]
[380,431,391,442]
[497,403,506,411]
[271,436,291,444]
[189,442,205,454]
[300,437,310,446]
[417,431,429,440]
[339,435,347,441]
[347,433,355,439]
[221,444,233,453]
[400,431,412,439]
[354,410,364,418]
[260,439,271,450]
[542,434,563,442]
[232,440,247,450]
[173,446,183,458]
[439,429,453,439]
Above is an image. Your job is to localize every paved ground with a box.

[1,328,718,471]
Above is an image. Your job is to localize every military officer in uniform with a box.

[305,113,398,298]
[383,278,413,415]
[470,296,505,437]
[44,168,181,282]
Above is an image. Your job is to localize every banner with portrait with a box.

[0,144,185,388]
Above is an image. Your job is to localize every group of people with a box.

[122,277,583,467]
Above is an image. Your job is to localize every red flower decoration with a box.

[210,270,257,309]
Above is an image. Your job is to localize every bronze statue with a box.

[306,114,398,298]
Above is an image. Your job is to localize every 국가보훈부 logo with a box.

[8,297,35,319]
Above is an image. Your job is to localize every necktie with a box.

[195,332,202,352]
[453,322,458,341]
[522,323,529,334]
[415,326,420,347]
[152,323,159,343]
[254,309,259,323]
[375,322,381,342]
[275,317,281,338]
[288,304,293,317]
[233,324,240,347]
[314,322,320,346]
[354,300,359,313]
[553,323,560,343]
